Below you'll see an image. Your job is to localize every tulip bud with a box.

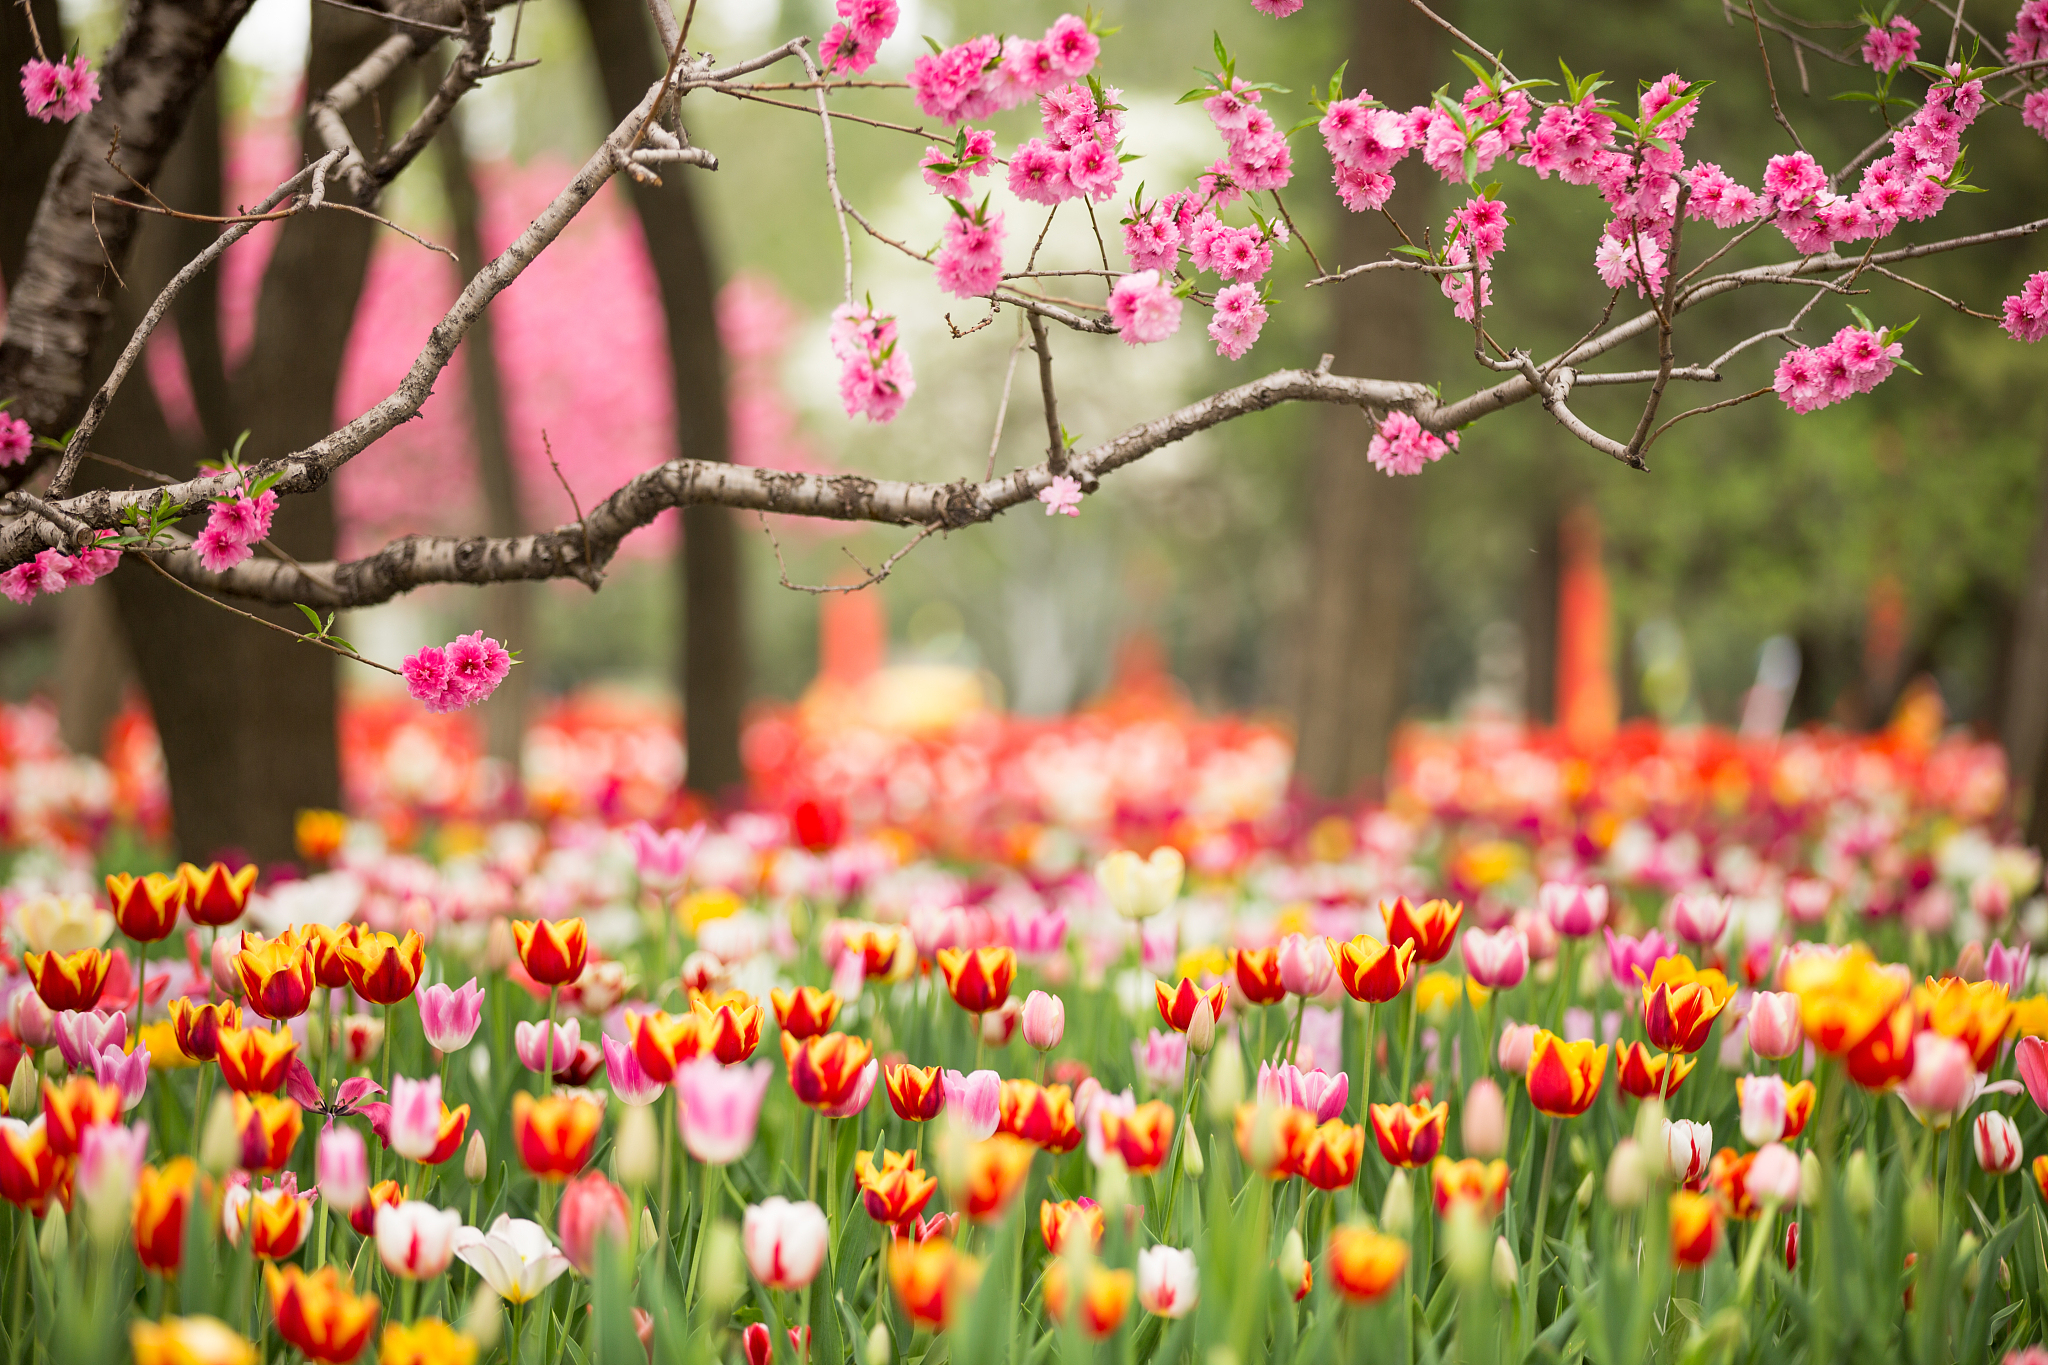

[1844,1150,1877,1219]
[866,1323,891,1365]
[1021,991,1065,1052]
[1381,1170,1413,1237]
[38,1207,66,1261]
[1186,999,1216,1056]
[461,1286,503,1352]
[7,1057,35,1117]
[1277,1228,1307,1290]
[1181,1117,1204,1177]
[1492,1235,1518,1294]
[1461,1079,1506,1160]
[701,1219,744,1310]
[1205,1033,1245,1121]
[1605,1139,1650,1209]
[1574,1172,1594,1210]
[465,1130,488,1185]
[1442,1202,1488,1287]
[1799,1151,1821,1207]
[199,1092,240,1175]
[616,1105,659,1188]
[641,1209,658,1251]
[1906,1182,1939,1249]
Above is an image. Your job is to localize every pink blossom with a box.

[1365,409,1456,476]
[0,414,31,466]
[1861,16,1920,71]
[628,820,703,889]
[1107,270,1183,344]
[1003,38,1061,95]
[194,524,253,573]
[516,1018,580,1075]
[935,210,1006,297]
[316,1124,370,1212]
[1204,80,1263,139]
[1207,282,1267,360]
[1038,475,1084,518]
[416,978,484,1052]
[1683,163,1762,228]
[1519,96,1615,183]
[1460,926,1528,989]
[386,1075,446,1161]
[1042,14,1099,78]
[20,56,96,124]
[1332,163,1397,212]
[828,301,914,423]
[54,55,97,120]
[1227,131,1293,191]
[1762,151,1827,209]
[53,1008,126,1071]
[1439,243,1491,322]
[1668,890,1732,946]
[1123,204,1181,273]
[1276,932,1336,996]
[1007,139,1074,205]
[1603,927,1676,987]
[1132,1028,1187,1089]
[1250,0,1303,13]
[2010,0,2048,64]
[919,128,996,200]
[93,1042,150,1110]
[1065,139,1123,201]
[404,631,513,712]
[2002,270,2048,343]
[1593,230,1667,296]
[907,35,1006,125]
[820,0,898,75]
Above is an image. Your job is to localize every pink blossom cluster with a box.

[1121,194,1192,273]
[1421,81,1532,182]
[1037,474,1084,516]
[1188,217,1274,283]
[1520,93,1620,185]
[820,0,899,77]
[827,302,914,424]
[1199,77,1293,199]
[1320,91,1418,212]
[1250,0,1304,15]
[1207,282,1267,359]
[1366,410,1457,476]
[1107,269,1182,345]
[0,413,31,467]
[402,631,514,714]
[1440,195,1506,321]
[2026,90,2048,140]
[1770,325,1903,414]
[907,15,1097,126]
[0,537,119,605]
[2001,270,2048,344]
[1007,82,1125,205]
[2007,0,2048,63]
[934,207,1006,298]
[19,56,98,124]
[1577,75,1712,296]
[920,128,996,200]
[193,488,280,573]
[1861,16,1921,71]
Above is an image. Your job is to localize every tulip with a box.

[1748,1143,1801,1205]
[937,946,1017,1015]
[453,1215,572,1303]
[769,986,842,1040]
[1669,1191,1720,1267]
[1525,1031,1608,1117]
[1747,990,1804,1059]
[1985,942,2031,997]
[979,996,1023,1047]
[1231,947,1286,1006]
[53,1007,126,1070]
[133,1158,197,1272]
[2020,1036,2048,1115]
[627,1009,704,1084]
[170,998,240,1064]
[888,1237,982,1328]
[94,1042,149,1111]
[1431,1156,1511,1219]
[1780,1079,1817,1139]
[957,1134,1037,1220]
[830,922,903,979]
[416,979,485,1052]
[233,1093,304,1171]
[885,1063,945,1122]
[1738,1074,1788,1146]
[627,820,702,891]
[1132,1029,1188,1091]
[1038,1197,1105,1252]
[1603,928,1676,989]
[742,1322,772,1365]
[0,1114,63,1214]
[1639,956,1736,1054]
[2034,1154,2048,1203]
[677,1058,772,1163]
[233,933,316,1021]
[555,1171,631,1273]
[1383,897,1464,964]
[743,1197,829,1289]
[350,1181,404,1237]
[1276,933,1337,997]
[511,918,589,987]
[1707,1149,1761,1220]
[784,1032,876,1113]
[78,1119,149,1237]
[1295,1120,1366,1189]
[317,1124,369,1213]
[1136,1245,1198,1318]
[216,1024,297,1093]
[1915,976,2014,1074]
[130,1317,255,1365]
[1664,1120,1712,1185]
[1614,1041,1696,1101]
[8,987,54,1050]
[940,1068,1001,1140]
[264,1265,381,1365]
[601,1033,664,1106]
[383,1077,445,1161]
[1668,891,1732,946]
[337,929,426,1005]
[1257,1062,1349,1124]
[1329,934,1416,1004]
[1233,1101,1315,1179]
[299,924,359,990]
[1538,882,1607,938]
[42,1074,122,1154]
[1460,927,1528,990]
[1370,1101,1448,1168]
[16,893,114,954]
[1043,1260,1134,1337]
[1781,946,1910,1056]
[512,1091,603,1178]
[1973,1111,2024,1174]
[1021,990,1065,1051]
[1153,979,1226,1036]
[1605,1139,1650,1208]
[379,1319,476,1365]
[1899,1031,1974,1126]
[1095,848,1183,920]
[1098,1101,1176,1174]
[24,947,112,1012]
[179,862,257,927]
[1497,1022,1539,1075]
[857,1149,938,1226]
[516,1019,581,1077]
[1461,1078,1506,1159]
[999,1080,1082,1152]
[1327,1224,1408,1303]
[360,1092,469,1166]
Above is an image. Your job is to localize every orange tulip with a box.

[1295,1120,1366,1190]
[1369,1101,1448,1168]
[512,1091,602,1179]
[170,998,242,1064]
[769,986,842,1040]
[1915,976,2014,1073]
[1431,1157,1510,1219]
[961,1134,1036,1221]
[1638,956,1736,1054]
[0,1115,64,1214]
[1100,1101,1176,1174]
[23,947,111,1012]
[1780,1080,1816,1139]
[133,1159,198,1273]
[999,1080,1082,1153]
[339,930,425,1005]
[41,1075,121,1156]
[783,1032,875,1112]
[1782,947,1910,1057]
[106,871,185,943]
[1043,1260,1134,1337]
[1383,897,1464,965]
[1842,1002,1915,1091]
[1154,978,1229,1033]
[885,1063,944,1122]
[264,1265,380,1365]
[856,1149,937,1226]
[179,861,258,928]
[888,1238,981,1328]
[1329,935,1417,1004]
[1232,947,1287,1006]
[301,923,361,990]
[1327,1225,1409,1303]
[692,993,763,1065]
[1670,1190,1721,1267]
[234,932,317,1021]
[1233,1102,1316,1179]
[217,1025,298,1093]
[131,1316,256,1365]
[936,946,1016,1014]
[512,918,589,987]
[234,1094,304,1172]
[1524,1030,1608,1118]
[837,923,904,977]
[1039,1198,1106,1252]
[350,1180,403,1237]
[1614,1042,1695,1100]
[626,1009,704,1083]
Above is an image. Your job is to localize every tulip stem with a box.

[1286,994,1307,1066]
[688,1158,715,1302]
[1355,1002,1376,1205]
[131,935,147,1042]
[540,987,558,1097]
[1528,1117,1559,1274]
[1398,987,1418,1103]
[807,1109,823,1205]
[512,1296,525,1365]
[382,999,396,1102]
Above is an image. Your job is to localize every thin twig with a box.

[1026,205,1060,274]
[1026,311,1067,475]
[1646,386,1775,444]
[312,0,464,36]
[1083,200,1111,275]
[703,87,940,140]
[756,512,937,594]
[1748,0,1806,152]
[796,43,855,304]
[985,326,1029,480]
[844,203,932,262]
[131,550,402,674]
[1864,263,2000,319]
[1402,0,1517,84]
[542,430,596,585]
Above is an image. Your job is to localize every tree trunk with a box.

[439,113,533,781]
[1291,0,1442,800]
[574,0,746,801]
[0,0,69,293]
[2004,434,2048,840]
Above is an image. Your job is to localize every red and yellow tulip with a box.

[937,946,1016,1014]
[1524,1030,1609,1118]
[264,1265,380,1365]
[339,930,426,1005]
[1328,935,1416,1004]
[511,1091,602,1179]
[179,862,258,928]
[511,918,589,987]
[23,947,111,1012]
[1369,1101,1448,1168]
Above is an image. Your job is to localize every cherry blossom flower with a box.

[2002,270,2048,343]
[1107,270,1182,344]
[828,302,915,423]
[1122,203,1181,273]
[2026,90,2048,140]
[820,0,899,76]
[920,128,995,200]
[1251,0,1304,16]
[1042,14,1100,77]
[935,209,1006,298]
[2008,0,2048,64]
[908,35,1007,125]
[20,56,97,124]
[0,414,32,467]
[1366,410,1457,476]
[1038,476,1084,517]
[1007,140,1075,206]
[1593,231,1667,296]
[1771,325,1902,414]
[0,538,120,606]
[404,631,514,713]
[1861,16,1920,71]
[1207,283,1267,360]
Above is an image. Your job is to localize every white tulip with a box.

[452,1215,572,1303]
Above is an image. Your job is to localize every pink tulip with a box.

[211,933,245,997]
[1255,1062,1348,1123]
[1462,1078,1506,1159]
[1782,876,1832,924]
[1497,1022,1539,1076]
[1899,1032,1974,1125]
[1986,942,2031,998]
[93,1042,150,1111]
[742,1197,828,1290]
[387,1076,446,1161]
[9,988,55,1050]
[77,1120,149,1217]
[941,1069,1002,1139]
[1739,1074,1787,1146]
[1973,1111,2023,1174]
[556,1171,632,1273]
[376,1200,463,1279]
[1747,1142,1801,1204]
[1460,927,1528,989]
[417,978,485,1052]
[2019,1036,2048,1114]
[1603,928,1676,990]
[1668,891,1732,947]
[317,1124,370,1212]
[628,821,704,892]
[1277,933,1337,997]
[1747,991,1804,1060]
[1538,882,1607,938]
[53,1009,125,1071]
[1006,907,1068,959]
[516,1018,581,1075]
[1022,990,1065,1051]
[821,1058,879,1118]
[602,1033,665,1106]
[1512,908,1558,961]
[1133,1030,1187,1090]
[676,1058,772,1163]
